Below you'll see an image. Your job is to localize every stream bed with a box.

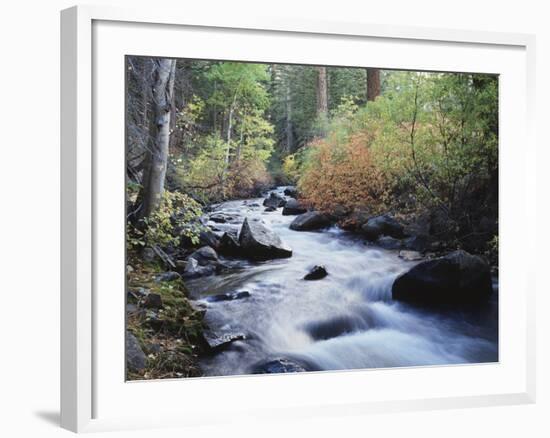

[185,187,498,377]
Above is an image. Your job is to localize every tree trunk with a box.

[285,76,293,153]
[168,60,177,150]
[366,68,381,102]
[139,58,176,219]
[316,66,328,117]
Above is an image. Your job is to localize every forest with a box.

[125,56,499,380]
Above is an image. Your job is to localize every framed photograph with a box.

[61,5,536,432]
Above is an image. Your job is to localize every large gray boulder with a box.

[239,218,292,260]
[126,331,146,372]
[282,198,307,216]
[361,214,404,240]
[392,250,492,306]
[289,211,332,231]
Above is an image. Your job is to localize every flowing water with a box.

[185,187,498,376]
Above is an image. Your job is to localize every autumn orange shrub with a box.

[298,132,390,214]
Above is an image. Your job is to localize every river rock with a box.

[198,228,221,250]
[403,234,430,252]
[206,291,251,302]
[209,213,233,224]
[218,232,242,257]
[282,198,307,216]
[376,235,403,250]
[238,218,292,260]
[361,214,405,240]
[189,246,219,266]
[304,265,328,280]
[252,358,307,374]
[202,331,246,353]
[263,192,287,209]
[398,250,424,261]
[283,187,298,198]
[264,206,276,212]
[126,331,147,372]
[289,211,332,231]
[392,250,492,306]
[181,257,216,279]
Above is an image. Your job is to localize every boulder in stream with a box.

[263,192,287,209]
[251,358,308,374]
[206,291,251,302]
[238,218,292,260]
[376,235,403,250]
[361,214,405,240]
[304,265,328,280]
[392,249,492,306]
[201,331,247,353]
[289,211,332,231]
[283,186,298,198]
[282,198,307,216]
[217,232,242,257]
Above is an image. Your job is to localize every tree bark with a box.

[139,58,176,219]
[316,66,328,117]
[285,79,293,153]
[366,68,381,102]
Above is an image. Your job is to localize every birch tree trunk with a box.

[366,68,381,102]
[139,58,176,219]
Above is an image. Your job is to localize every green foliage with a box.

[127,189,203,250]
[296,71,498,245]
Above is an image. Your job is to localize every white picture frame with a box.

[60,4,537,433]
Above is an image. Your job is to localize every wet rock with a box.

[126,331,147,372]
[239,218,292,260]
[202,331,247,353]
[361,214,404,240]
[209,213,233,223]
[304,265,328,280]
[155,271,181,283]
[282,198,307,216]
[198,228,221,250]
[403,234,430,252]
[263,192,287,209]
[284,187,298,198]
[305,315,363,341]
[142,292,163,309]
[264,206,276,212]
[252,358,307,374]
[398,250,424,261]
[189,246,219,266]
[376,235,403,250]
[289,211,332,231]
[206,291,251,302]
[392,250,492,306]
[181,257,216,279]
[218,232,242,257]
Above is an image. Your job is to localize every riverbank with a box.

[126,186,498,379]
